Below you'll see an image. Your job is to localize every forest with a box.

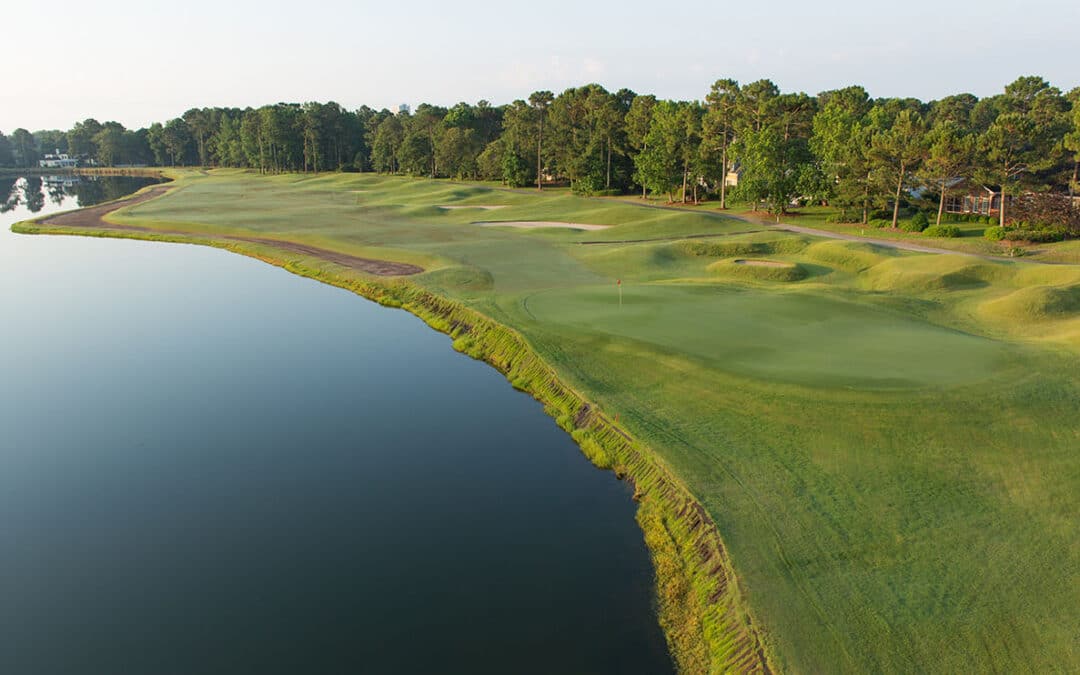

[2,76,1078,230]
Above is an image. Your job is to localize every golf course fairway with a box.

[16,170,1080,674]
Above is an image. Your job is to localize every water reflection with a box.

[0,174,162,214]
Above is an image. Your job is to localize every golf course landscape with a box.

[15,170,1080,674]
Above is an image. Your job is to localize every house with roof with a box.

[942,179,1008,217]
[38,151,78,169]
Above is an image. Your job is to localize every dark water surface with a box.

[0,176,673,674]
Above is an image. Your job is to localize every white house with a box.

[39,151,78,169]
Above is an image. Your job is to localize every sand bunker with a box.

[733,259,791,267]
[439,204,506,210]
[476,220,611,231]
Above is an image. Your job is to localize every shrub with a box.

[900,212,929,233]
[1008,191,1080,235]
[984,226,1007,241]
[869,218,890,229]
[923,224,961,238]
[826,214,862,224]
[1003,228,1065,243]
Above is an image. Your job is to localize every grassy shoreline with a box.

[12,193,774,673]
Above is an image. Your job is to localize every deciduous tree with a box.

[528,91,553,189]
[624,95,656,198]
[869,109,928,228]
[704,79,739,208]
[922,120,974,225]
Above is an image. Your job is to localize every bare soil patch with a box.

[476,220,610,231]
[234,237,423,276]
[42,186,171,231]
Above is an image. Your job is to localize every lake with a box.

[0,175,673,674]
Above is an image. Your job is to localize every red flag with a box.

[617,278,621,286]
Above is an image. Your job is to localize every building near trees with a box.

[943,180,1007,217]
[38,151,77,168]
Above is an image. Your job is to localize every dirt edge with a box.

[36,187,424,277]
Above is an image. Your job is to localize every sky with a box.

[4,0,1078,132]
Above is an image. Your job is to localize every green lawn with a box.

[30,170,1080,674]
[600,195,1080,263]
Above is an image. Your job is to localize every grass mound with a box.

[677,233,808,258]
[980,284,1080,323]
[862,255,1005,293]
[707,258,808,282]
[1011,265,1080,287]
[804,240,892,272]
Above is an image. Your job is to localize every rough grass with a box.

[707,259,808,283]
[803,240,893,272]
[861,255,1008,293]
[416,265,495,295]
[677,232,810,258]
[17,169,1080,675]
[980,284,1080,322]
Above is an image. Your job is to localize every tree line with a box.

[2,76,1078,228]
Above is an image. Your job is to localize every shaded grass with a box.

[707,259,808,283]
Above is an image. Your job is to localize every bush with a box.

[826,214,862,224]
[900,212,929,232]
[923,225,961,238]
[1003,228,1065,243]
[869,218,890,229]
[1009,191,1080,235]
[984,226,1007,241]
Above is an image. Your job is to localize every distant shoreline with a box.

[0,167,166,178]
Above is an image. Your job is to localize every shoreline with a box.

[0,166,172,178]
[12,182,775,674]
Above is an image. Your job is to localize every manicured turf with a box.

[522,284,1008,389]
[38,170,1080,673]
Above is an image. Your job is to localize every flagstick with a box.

[618,279,622,307]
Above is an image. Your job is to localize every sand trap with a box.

[439,204,506,210]
[476,220,611,231]
[733,259,791,267]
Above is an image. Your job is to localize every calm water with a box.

[0,176,673,674]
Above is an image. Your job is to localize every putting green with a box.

[524,283,1008,389]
